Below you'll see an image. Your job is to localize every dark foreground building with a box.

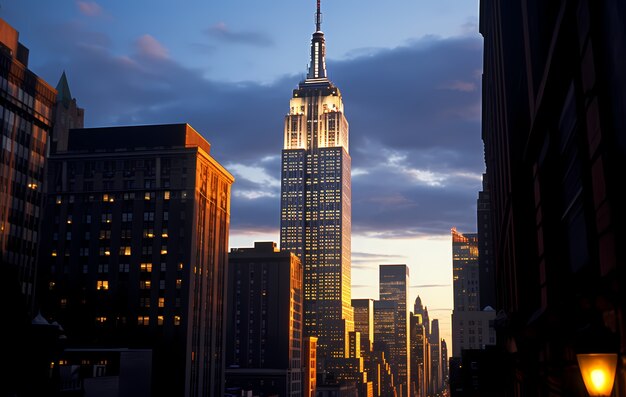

[226,241,303,396]
[39,124,234,397]
[481,1,626,396]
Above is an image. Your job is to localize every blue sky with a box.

[2,0,482,349]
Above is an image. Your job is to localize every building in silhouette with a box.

[440,339,448,387]
[225,241,303,396]
[476,175,495,310]
[38,124,233,397]
[481,0,626,394]
[410,312,427,397]
[279,0,354,381]
[429,319,441,396]
[51,71,84,154]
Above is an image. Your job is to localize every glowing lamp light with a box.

[577,353,617,396]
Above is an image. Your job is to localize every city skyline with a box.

[2,0,483,347]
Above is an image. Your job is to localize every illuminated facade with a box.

[451,228,495,357]
[0,19,56,315]
[39,124,233,397]
[279,1,353,372]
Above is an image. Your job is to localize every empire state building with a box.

[280,1,353,369]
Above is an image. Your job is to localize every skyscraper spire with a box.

[307,0,327,80]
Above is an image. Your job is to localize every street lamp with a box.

[577,353,618,396]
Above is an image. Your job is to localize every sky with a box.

[2,0,483,352]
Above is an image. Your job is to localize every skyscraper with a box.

[429,319,441,395]
[39,124,233,397]
[280,0,353,373]
[379,264,410,397]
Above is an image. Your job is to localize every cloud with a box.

[410,284,451,289]
[206,22,274,47]
[439,80,477,92]
[27,21,483,238]
[135,35,169,60]
[76,1,103,17]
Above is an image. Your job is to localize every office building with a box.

[39,124,233,397]
[279,0,354,376]
[0,18,56,315]
[379,264,410,397]
[225,241,303,396]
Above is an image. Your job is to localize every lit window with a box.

[161,229,168,238]
[51,250,57,257]
[97,280,109,290]
[158,297,165,308]
[119,246,131,256]
[160,246,168,255]
[66,215,72,224]
[56,196,62,204]
[176,279,182,289]
[138,316,149,326]
[144,192,155,200]
[178,263,183,271]
[96,316,107,323]
[174,315,181,326]
[140,280,151,289]
[158,315,164,326]
[60,298,67,308]
[140,263,152,272]
[164,191,170,200]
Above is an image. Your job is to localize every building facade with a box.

[226,241,303,396]
[0,18,56,315]
[0,18,58,396]
[39,124,233,397]
[279,1,353,375]
[481,0,626,395]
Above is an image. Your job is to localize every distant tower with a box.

[430,319,441,395]
[451,228,496,357]
[279,0,353,375]
[379,264,410,397]
[51,71,84,153]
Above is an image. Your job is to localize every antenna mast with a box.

[316,0,322,31]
